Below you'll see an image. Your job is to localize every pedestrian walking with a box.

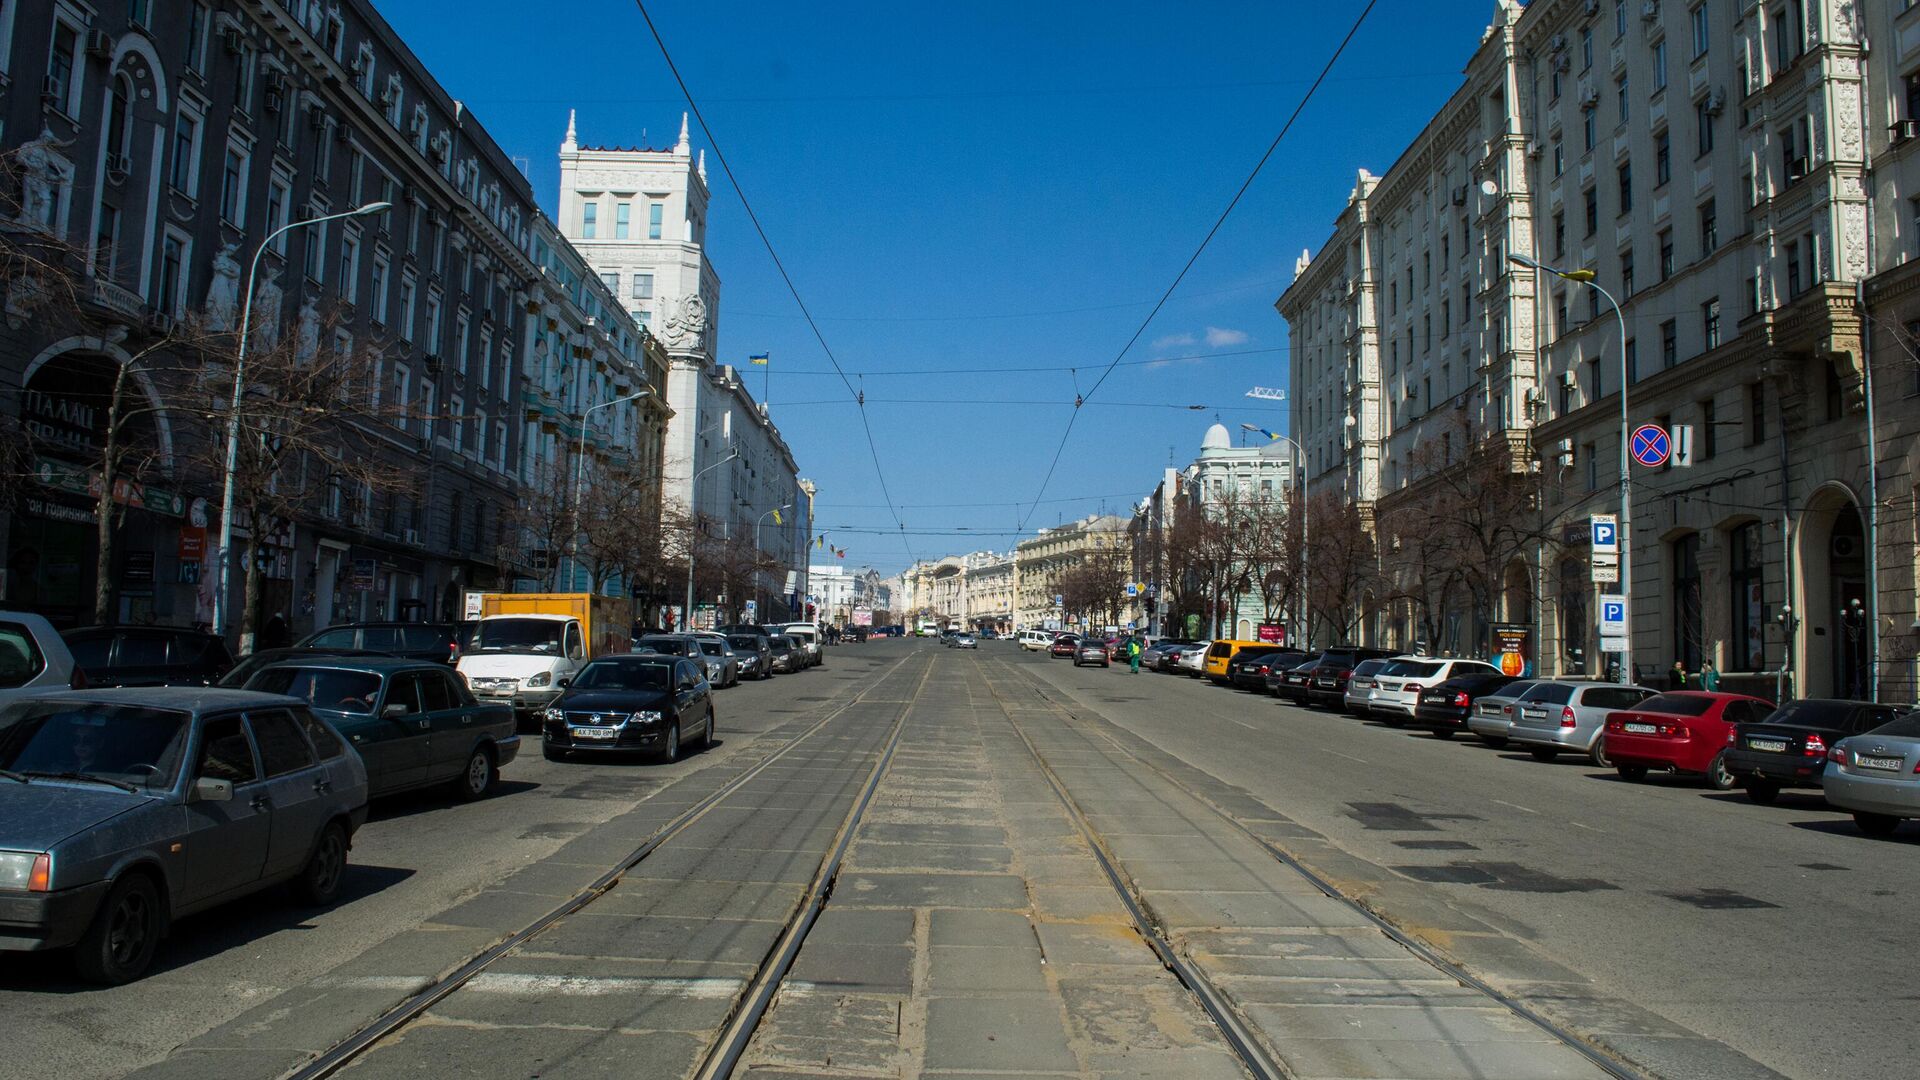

[1668,659,1688,690]
[1700,659,1721,692]
[1126,635,1143,674]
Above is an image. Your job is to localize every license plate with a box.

[1624,722,1657,734]
[1747,738,1789,753]
[1856,755,1903,770]
[1378,682,1398,691]
[1522,708,1547,720]
[570,726,617,740]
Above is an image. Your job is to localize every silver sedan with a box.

[1467,679,1548,748]
[1824,711,1920,836]
[1508,681,1656,765]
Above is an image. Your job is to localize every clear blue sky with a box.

[379,0,1495,574]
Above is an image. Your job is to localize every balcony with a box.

[86,278,147,322]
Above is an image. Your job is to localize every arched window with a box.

[107,76,134,162]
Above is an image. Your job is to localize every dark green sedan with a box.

[244,658,518,801]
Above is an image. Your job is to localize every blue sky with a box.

[379,0,1496,573]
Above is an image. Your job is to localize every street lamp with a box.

[682,450,741,631]
[1242,424,1311,648]
[567,389,652,588]
[1509,252,1633,683]
[754,503,793,621]
[213,200,391,646]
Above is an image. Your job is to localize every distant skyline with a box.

[378,0,1496,573]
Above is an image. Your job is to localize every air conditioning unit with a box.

[1892,119,1920,143]
[1584,0,1601,13]
[1554,52,1572,72]
[1560,370,1578,388]
[41,75,64,100]
[404,528,421,545]
[1704,87,1725,115]
[85,29,114,59]
[263,88,283,113]
[220,26,244,54]
[1550,33,1567,53]
[1582,88,1601,108]
[1557,437,1575,453]
[1641,0,1659,22]
[1527,141,1544,159]
[307,107,328,131]
[404,184,422,205]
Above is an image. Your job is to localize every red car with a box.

[1048,634,1081,659]
[1603,691,1776,788]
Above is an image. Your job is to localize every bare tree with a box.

[1305,493,1377,646]
[1056,547,1130,630]
[578,462,669,597]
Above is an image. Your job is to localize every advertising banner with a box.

[1489,623,1533,677]
[1257,622,1287,644]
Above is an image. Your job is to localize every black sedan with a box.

[541,655,714,763]
[1270,653,1326,702]
[1411,673,1524,738]
[725,634,774,679]
[1228,648,1303,692]
[1725,698,1902,804]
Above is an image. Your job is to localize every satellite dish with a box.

[1480,179,1499,197]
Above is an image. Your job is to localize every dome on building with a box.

[1201,422,1232,451]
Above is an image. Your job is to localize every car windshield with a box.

[0,701,191,789]
[571,660,673,691]
[1521,683,1576,705]
[247,667,385,714]
[638,638,693,656]
[1489,681,1539,699]
[472,618,564,654]
[1863,711,1920,739]
[1636,693,1718,717]
[697,640,724,656]
[726,636,762,650]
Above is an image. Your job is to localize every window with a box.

[495,421,508,471]
[1617,75,1630,125]
[338,232,360,301]
[1553,211,1566,258]
[1624,338,1638,383]
[249,710,316,778]
[1697,198,1719,255]
[1746,273,1761,314]
[1702,298,1720,350]
[157,233,187,316]
[1825,360,1844,422]
[47,22,78,115]
[1658,228,1674,280]
[1747,381,1766,445]
[425,291,443,352]
[398,273,417,341]
[1696,98,1716,156]
[600,271,619,293]
[1584,188,1598,236]
[170,110,202,194]
[1673,534,1704,671]
[1786,239,1803,297]
[1660,319,1678,368]
[1729,523,1765,670]
[1581,26,1593,70]
[1654,130,1671,186]
[581,201,597,238]
[95,204,120,279]
[631,272,654,300]
[220,146,248,224]
[1559,363,1574,413]
[648,202,664,240]
[1585,442,1599,490]
[455,312,470,374]
[186,3,212,73]
[475,409,487,461]
[370,252,390,323]
[1583,105,1597,150]
[303,208,328,281]
[1652,39,1668,90]
[1552,67,1563,100]
[1691,4,1710,58]
[266,175,292,254]
[1615,0,1628,38]
[393,364,411,432]
[196,716,258,785]
[451,394,465,452]
[421,379,436,442]
[1620,247,1635,295]
[1699,398,1717,460]
[615,202,631,239]
[1552,139,1565,176]
[1617,161,1633,213]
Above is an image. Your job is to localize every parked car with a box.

[1017,629,1053,651]
[1202,640,1270,684]
[541,654,714,762]
[295,622,464,665]
[976,629,997,640]
[1273,653,1327,702]
[1367,658,1503,725]
[61,626,235,688]
[1725,698,1903,804]
[1411,672,1526,738]
[773,623,823,667]
[1341,657,1405,716]
[1229,648,1302,692]
[245,658,518,801]
[691,636,740,688]
[724,634,774,679]
[766,635,804,673]
[0,611,85,702]
[1603,691,1776,788]
[1049,635,1081,659]
[218,647,393,690]
[1822,710,1920,836]
[1176,641,1211,677]
[952,632,978,650]
[1074,638,1111,668]
[1465,679,1551,749]
[1507,681,1656,764]
[0,688,369,983]
[1140,639,1190,670]
[1304,647,1404,709]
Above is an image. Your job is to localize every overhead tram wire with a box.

[1014,0,1381,534]
[631,0,916,566]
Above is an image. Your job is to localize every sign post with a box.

[1599,594,1629,658]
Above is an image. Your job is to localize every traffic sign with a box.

[1590,514,1618,554]
[1631,424,1671,467]
[1599,595,1628,636]
[1591,562,1620,583]
[1600,634,1630,654]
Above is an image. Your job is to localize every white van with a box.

[773,622,822,667]
[1016,629,1053,651]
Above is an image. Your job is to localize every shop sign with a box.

[23,496,94,525]
[124,551,155,585]
[351,559,377,592]
[32,457,187,517]
[178,528,207,561]
[1257,622,1287,644]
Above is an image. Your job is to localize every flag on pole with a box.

[748,353,770,365]
[815,534,825,549]
[1247,425,1282,441]
[771,508,783,525]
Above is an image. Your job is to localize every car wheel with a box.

[1529,747,1558,762]
[1705,751,1737,791]
[292,822,349,907]
[1432,728,1454,740]
[450,745,497,802]
[73,873,163,985]
[659,722,681,764]
[1745,781,1781,805]
[1853,811,1901,837]
[543,744,569,762]
[1615,763,1648,781]
[1478,735,1509,749]
[1589,738,1611,768]
[698,707,715,749]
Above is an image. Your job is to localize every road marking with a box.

[311,975,434,991]
[1491,799,1538,814]
[1570,821,1597,831]
[465,974,743,998]
[1227,717,1259,730]
[1321,748,1368,764]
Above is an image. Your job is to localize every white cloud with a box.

[1204,326,1250,347]
[1151,332,1198,350]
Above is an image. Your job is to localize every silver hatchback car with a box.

[1508,681,1656,765]
[0,688,369,983]
[1466,679,1550,748]
[1823,710,1920,837]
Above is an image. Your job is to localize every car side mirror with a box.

[557,676,571,688]
[382,703,409,719]
[191,777,233,803]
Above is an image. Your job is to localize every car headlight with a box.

[544,706,566,722]
[0,850,50,892]
[633,710,664,725]
[526,671,552,688]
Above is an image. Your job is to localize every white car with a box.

[0,611,83,702]
[772,623,822,667]
[1367,657,1503,725]
[1017,630,1053,651]
[1177,643,1211,677]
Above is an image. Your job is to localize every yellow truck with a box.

[457,593,633,723]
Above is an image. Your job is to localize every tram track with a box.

[283,650,929,1080]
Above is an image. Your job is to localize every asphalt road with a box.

[1015,645,1920,1080]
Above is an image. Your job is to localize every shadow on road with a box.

[369,779,542,822]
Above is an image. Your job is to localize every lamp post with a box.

[1242,424,1310,648]
[682,450,740,631]
[567,389,651,590]
[213,201,391,646]
[1509,253,1633,683]
[755,503,792,620]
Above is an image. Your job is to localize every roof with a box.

[478,613,574,622]
[36,688,304,712]
[250,657,447,674]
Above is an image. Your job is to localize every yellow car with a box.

[1202,640,1272,683]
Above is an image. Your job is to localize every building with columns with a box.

[1013,515,1128,631]
[1279,0,1920,701]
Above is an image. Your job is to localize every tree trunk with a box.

[91,363,132,625]
[240,526,263,657]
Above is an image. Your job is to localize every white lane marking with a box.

[465,974,743,998]
[1322,748,1368,764]
[311,975,434,991]
[1491,799,1538,814]
[1570,821,1597,831]
[1228,717,1259,731]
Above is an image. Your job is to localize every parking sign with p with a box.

[1590,514,1618,554]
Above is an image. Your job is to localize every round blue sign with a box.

[1631,424,1670,467]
